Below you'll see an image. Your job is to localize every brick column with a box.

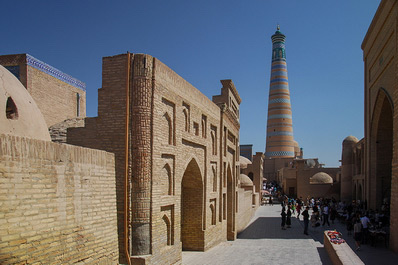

[131,54,154,256]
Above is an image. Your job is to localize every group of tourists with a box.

[340,200,389,251]
[277,194,390,251]
[280,196,308,232]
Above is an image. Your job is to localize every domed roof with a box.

[240,174,253,187]
[310,172,333,184]
[305,159,316,168]
[0,65,50,141]
[239,155,252,169]
[343,135,358,143]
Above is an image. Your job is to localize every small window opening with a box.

[76,93,80,117]
[193,122,199,136]
[6,97,18,120]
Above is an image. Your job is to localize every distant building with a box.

[240,144,253,161]
[263,27,340,199]
[265,26,299,160]
[0,53,86,127]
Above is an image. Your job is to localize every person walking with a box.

[322,204,330,227]
[281,207,286,230]
[354,219,362,251]
[330,206,337,224]
[302,206,310,235]
[286,206,292,228]
[296,203,302,218]
[360,213,371,244]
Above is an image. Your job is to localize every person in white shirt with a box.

[360,214,371,244]
[322,204,330,227]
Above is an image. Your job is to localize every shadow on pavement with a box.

[317,247,333,265]
[238,217,308,239]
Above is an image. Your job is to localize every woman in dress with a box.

[286,205,292,228]
[281,207,286,230]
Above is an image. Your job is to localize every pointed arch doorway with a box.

[371,89,393,210]
[181,159,204,251]
[226,165,234,240]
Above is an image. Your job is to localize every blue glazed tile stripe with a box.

[267,131,294,136]
[268,114,292,119]
[26,54,86,91]
[269,98,290,104]
[265,151,295,157]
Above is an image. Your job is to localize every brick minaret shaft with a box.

[265,26,296,158]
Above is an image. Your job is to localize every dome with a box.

[240,174,253,187]
[239,155,252,169]
[343,135,358,144]
[306,159,316,168]
[310,172,333,184]
[0,65,50,141]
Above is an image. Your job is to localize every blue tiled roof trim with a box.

[26,54,86,91]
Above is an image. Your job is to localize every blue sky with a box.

[2,0,380,167]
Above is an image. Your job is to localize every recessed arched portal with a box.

[226,165,234,240]
[376,89,393,207]
[181,158,204,250]
[372,89,393,210]
[358,183,363,201]
[353,183,357,201]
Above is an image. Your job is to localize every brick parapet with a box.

[0,134,118,264]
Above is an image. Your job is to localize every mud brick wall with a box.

[0,54,87,128]
[236,188,257,233]
[0,134,118,264]
[27,66,86,127]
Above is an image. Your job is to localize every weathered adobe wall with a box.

[236,188,257,233]
[49,117,85,143]
[27,66,86,127]
[0,134,119,264]
[296,168,340,200]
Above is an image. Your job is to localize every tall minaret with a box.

[265,26,296,158]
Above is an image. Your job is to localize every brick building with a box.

[0,54,86,127]
[0,65,119,264]
[340,0,398,252]
[67,53,258,264]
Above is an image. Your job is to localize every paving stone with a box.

[183,204,398,265]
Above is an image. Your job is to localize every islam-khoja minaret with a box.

[265,26,300,158]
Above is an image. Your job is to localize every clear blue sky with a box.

[2,0,380,167]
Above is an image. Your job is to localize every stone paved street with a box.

[183,204,330,265]
[182,204,398,265]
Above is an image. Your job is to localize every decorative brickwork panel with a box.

[65,52,256,264]
[131,54,153,256]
